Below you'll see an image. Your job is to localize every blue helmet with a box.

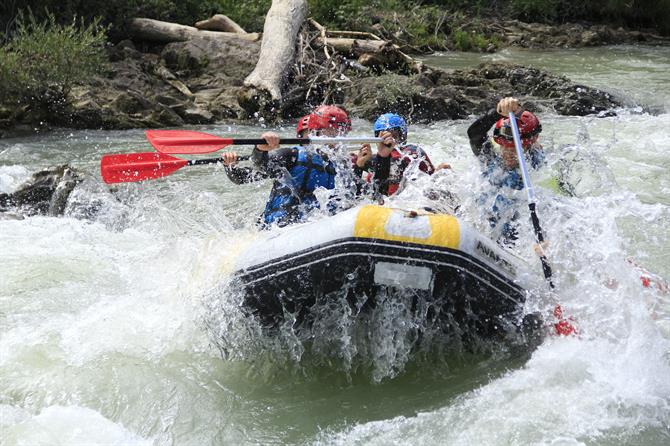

[373,113,407,141]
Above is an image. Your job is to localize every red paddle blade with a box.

[101,152,188,184]
[146,130,232,154]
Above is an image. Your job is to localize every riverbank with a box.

[2,0,669,137]
[0,20,631,138]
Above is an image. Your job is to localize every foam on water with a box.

[1,405,152,446]
[0,165,30,194]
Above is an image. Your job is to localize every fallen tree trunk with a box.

[316,37,391,55]
[128,18,259,44]
[195,14,247,34]
[242,0,308,101]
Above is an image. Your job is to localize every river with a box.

[1,45,669,445]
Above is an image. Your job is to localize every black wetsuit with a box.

[468,108,501,159]
[224,147,296,185]
[353,144,434,196]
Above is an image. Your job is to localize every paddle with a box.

[146,130,383,154]
[508,112,576,336]
[100,152,248,184]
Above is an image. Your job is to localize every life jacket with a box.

[365,144,435,196]
[262,148,336,226]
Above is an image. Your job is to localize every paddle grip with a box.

[528,202,545,243]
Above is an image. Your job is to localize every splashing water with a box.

[2,46,670,444]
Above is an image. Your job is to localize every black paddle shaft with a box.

[188,155,251,166]
[528,202,554,288]
[230,138,306,146]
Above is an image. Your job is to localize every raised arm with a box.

[467,108,499,157]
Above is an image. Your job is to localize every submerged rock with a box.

[0,165,83,216]
[0,165,127,223]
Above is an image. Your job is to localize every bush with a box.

[214,0,271,32]
[0,0,273,40]
[0,12,107,113]
[451,29,499,52]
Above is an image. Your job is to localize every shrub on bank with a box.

[0,0,271,40]
[0,13,107,118]
[1,0,667,55]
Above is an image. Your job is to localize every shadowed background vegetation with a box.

[1,0,669,42]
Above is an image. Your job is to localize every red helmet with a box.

[296,115,310,136]
[493,111,542,148]
[306,105,352,133]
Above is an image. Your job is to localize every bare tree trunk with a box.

[242,0,308,101]
[128,18,259,44]
[195,15,247,34]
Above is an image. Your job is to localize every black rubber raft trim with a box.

[233,237,525,305]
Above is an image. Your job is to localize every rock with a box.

[0,106,12,120]
[491,19,670,49]
[147,106,184,127]
[162,40,210,75]
[343,74,467,122]
[0,165,83,216]
[340,62,621,122]
[1,15,637,133]
[111,91,153,114]
[180,105,215,124]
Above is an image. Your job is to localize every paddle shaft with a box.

[145,130,384,154]
[223,137,383,146]
[188,155,250,165]
[508,112,554,288]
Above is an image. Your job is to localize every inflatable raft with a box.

[231,205,539,343]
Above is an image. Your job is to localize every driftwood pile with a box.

[127,4,423,118]
[241,15,426,117]
[273,18,424,115]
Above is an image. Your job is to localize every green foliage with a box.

[506,0,670,32]
[0,12,107,110]
[215,0,271,32]
[0,0,272,40]
[508,0,558,21]
[2,0,669,51]
[451,29,499,52]
[309,0,377,27]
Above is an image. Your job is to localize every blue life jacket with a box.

[262,148,336,227]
